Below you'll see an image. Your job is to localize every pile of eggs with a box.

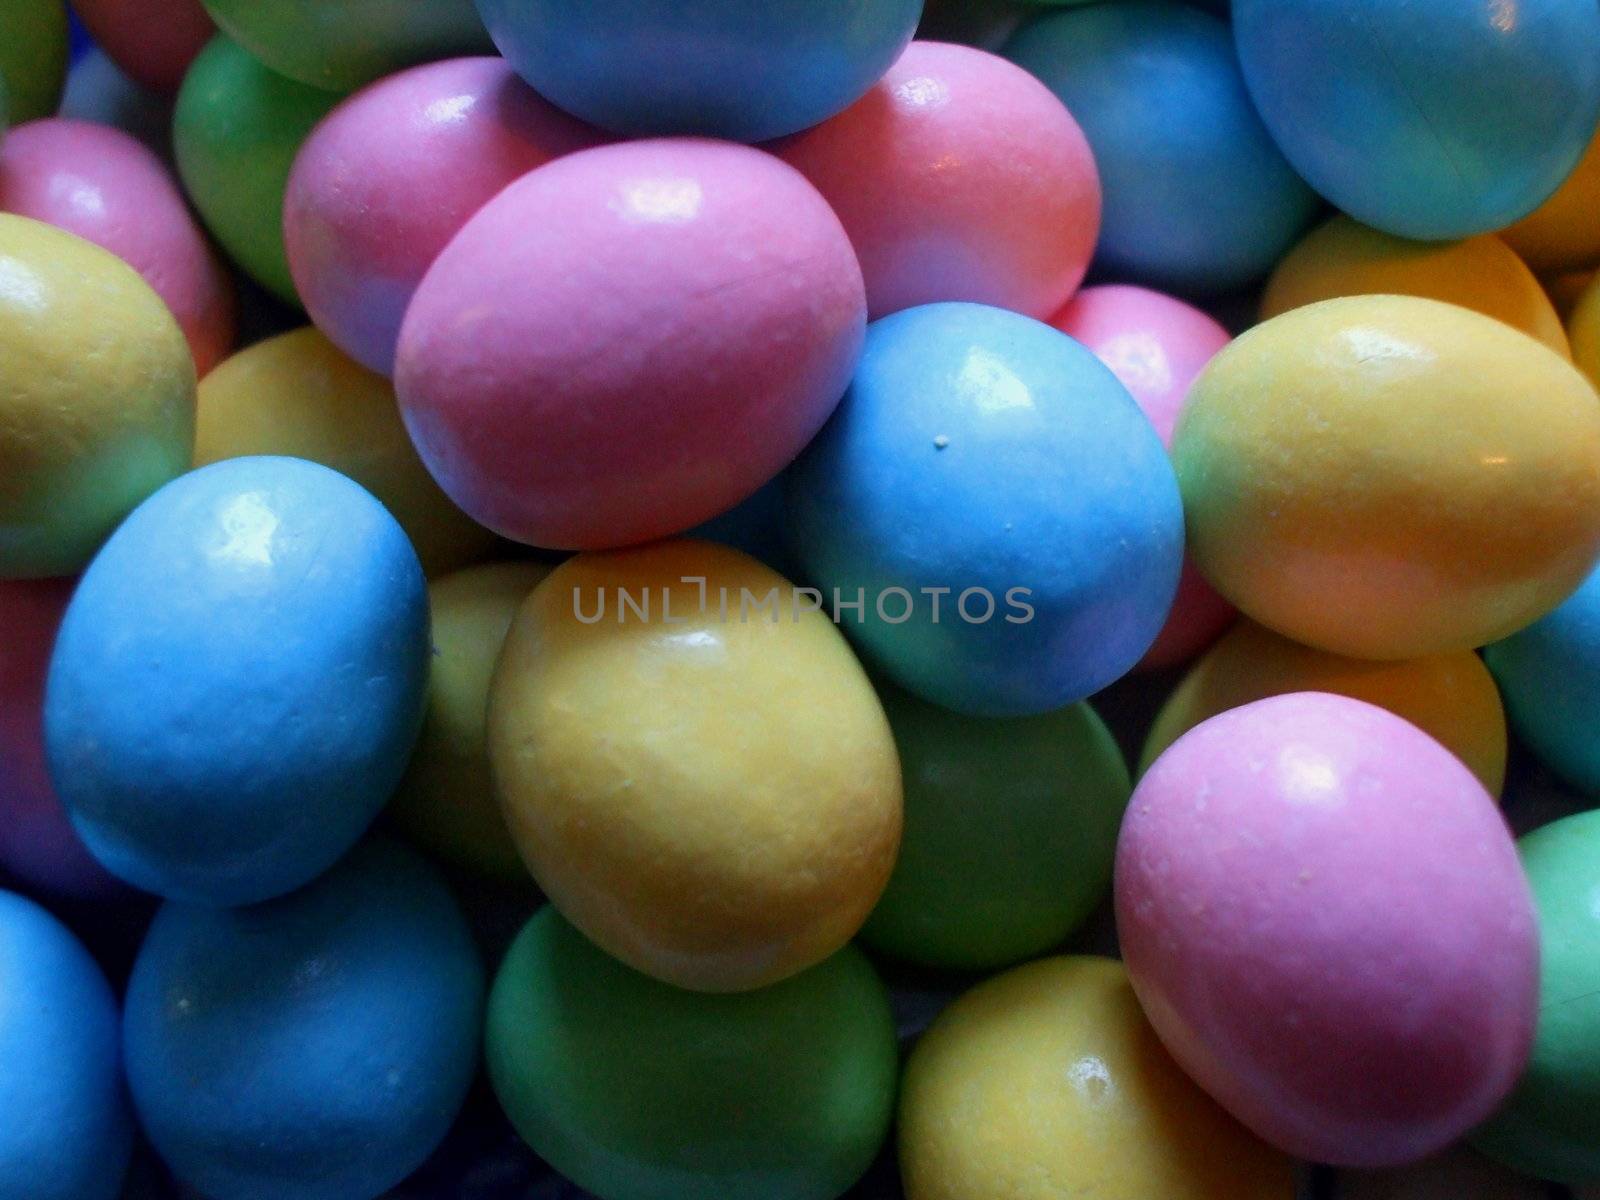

[4,0,1600,1197]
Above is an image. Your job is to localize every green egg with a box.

[0,0,67,122]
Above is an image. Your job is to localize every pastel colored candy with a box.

[1574,271,1600,389]
[860,687,1129,971]
[898,956,1294,1200]
[475,0,923,142]
[488,541,903,993]
[774,40,1099,320]
[397,139,865,551]
[0,0,68,122]
[1050,284,1235,670]
[1118,693,1538,1165]
[1261,215,1569,357]
[1233,0,1600,239]
[70,0,212,93]
[0,890,132,1200]
[44,456,430,905]
[59,49,174,159]
[787,302,1184,717]
[173,34,343,304]
[389,561,549,879]
[194,327,496,575]
[0,214,195,579]
[0,117,235,375]
[1143,621,1508,795]
[1503,121,1600,274]
[1004,2,1317,293]
[488,908,898,1200]
[1174,295,1600,660]
[201,0,491,90]
[124,839,484,1200]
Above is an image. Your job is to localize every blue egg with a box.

[1232,0,1600,239]
[0,890,131,1200]
[473,0,924,142]
[1004,1,1317,293]
[787,302,1183,718]
[1486,562,1600,794]
[44,456,430,906]
[123,838,484,1200]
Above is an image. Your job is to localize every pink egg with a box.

[285,57,603,377]
[70,0,214,93]
[0,118,235,375]
[772,40,1100,320]
[1053,284,1234,669]
[1116,692,1537,1167]
[0,580,126,900]
[395,139,866,551]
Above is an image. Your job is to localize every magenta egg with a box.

[285,57,603,377]
[772,40,1099,320]
[1116,692,1537,1167]
[71,0,214,94]
[395,138,866,550]
[0,117,235,375]
[1052,284,1234,669]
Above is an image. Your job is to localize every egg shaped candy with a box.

[487,908,897,1200]
[397,139,865,551]
[899,956,1294,1200]
[1143,622,1508,795]
[1118,693,1538,1165]
[1234,0,1600,240]
[0,890,131,1200]
[0,0,67,122]
[1502,123,1600,274]
[1174,295,1600,660]
[285,57,601,376]
[195,328,496,575]
[773,41,1098,321]
[0,117,235,374]
[1004,2,1317,293]
[124,839,484,1200]
[489,540,902,993]
[476,0,922,142]
[174,34,343,304]
[70,0,212,93]
[788,302,1184,717]
[44,456,430,905]
[0,215,195,580]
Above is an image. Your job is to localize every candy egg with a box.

[44,456,430,904]
[124,839,484,1200]
[1472,810,1600,1184]
[0,890,131,1200]
[1233,0,1600,240]
[195,327,496,575]
[488,540,902,992]
[475,0,923,142]
[396,139,865,550]
[860,686,1129,971]
[1050,284,1235,670]
[0,214,195,580]
[70,0,212,93]
[1502,122,1600,274]
[1573,272,1600,388]
[489,908,896,1200]
[1142,621,1508,795]
[773,40,1099,320]
[1174,295,1600,660]
[285,57,600,376]
[200,0,491,91]
[389,561,549,879]
[173,34,343,304]
[787,302,1184,717]
[0,117,235,374]
[1261,216,1569,358]
[1118,693,1538,1165]
[0,0,68,122]
[1004,1,1317,293]
[898,956,1294,1200]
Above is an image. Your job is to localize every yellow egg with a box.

[194,327,497,575]
[488,539,903,993]
[1174,295,1600,660]
[0,214,195,578]
[1140,621,1507,794]
[898,956,1294,1200]
[1502,125,1600,274]
[1573,272,1600,392]
[1261,215,1568,357]
[388,561,550,880]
